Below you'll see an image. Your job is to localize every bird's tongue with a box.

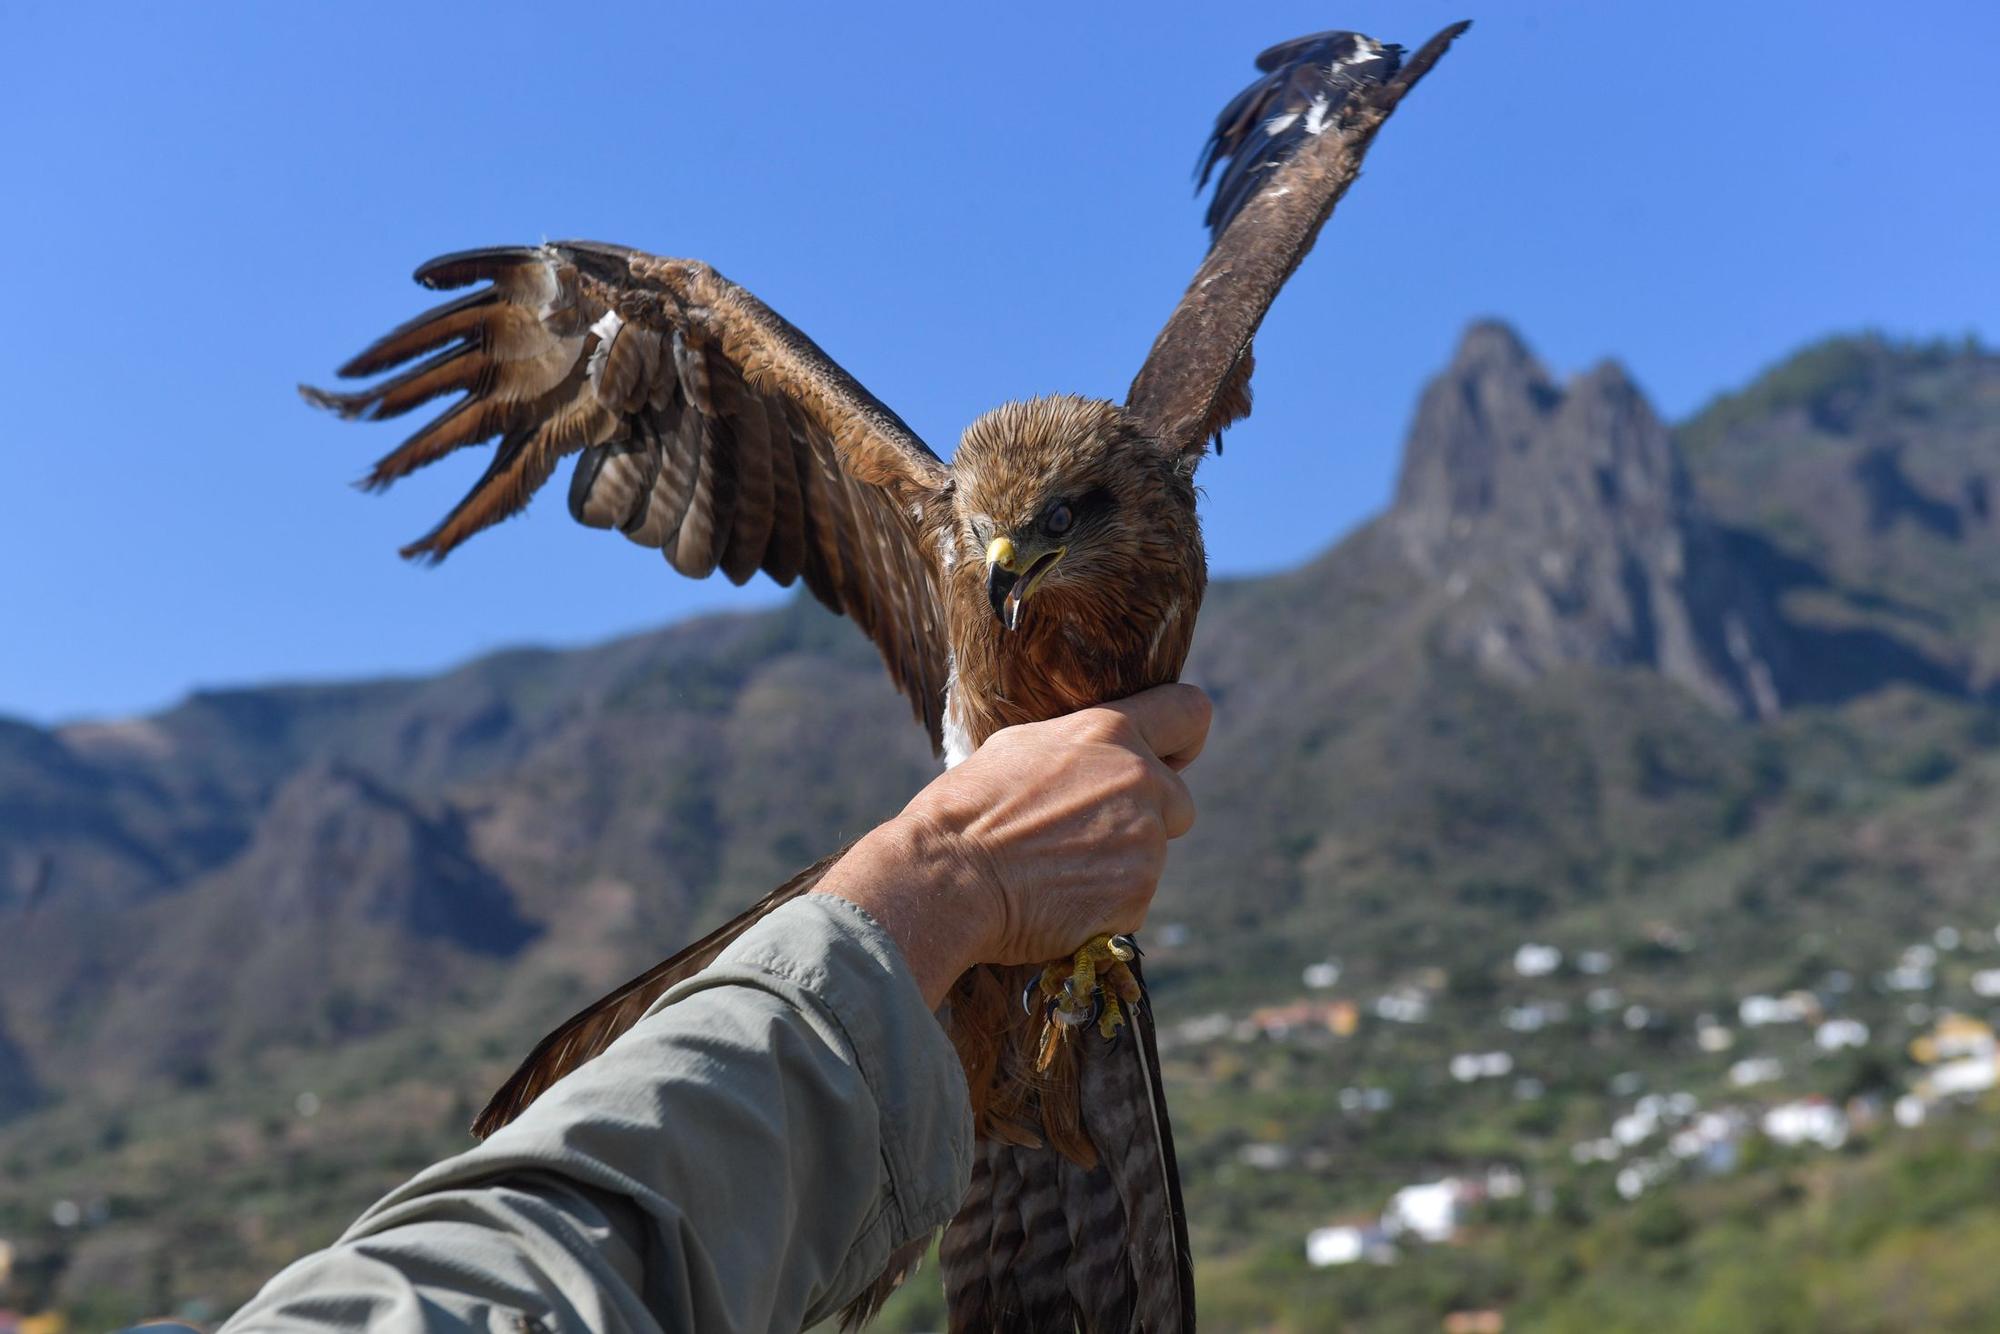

[1003,550,1063,630]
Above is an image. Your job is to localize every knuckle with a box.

[1115,750,1154,791]
[1185,687,1214,732]
[1086,708,1138,746]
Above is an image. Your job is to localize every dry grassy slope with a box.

[1682,333,2000,685]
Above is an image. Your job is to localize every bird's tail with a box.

[938,952,1195,1332]
[470,848,846,1138]
[475,869,1195,1332]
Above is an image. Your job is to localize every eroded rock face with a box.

[1391,322,1788,718]
[237,761,536,955]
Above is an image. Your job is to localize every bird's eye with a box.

[1043,503,1074,537]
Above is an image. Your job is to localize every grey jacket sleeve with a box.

[221,893,974,1333]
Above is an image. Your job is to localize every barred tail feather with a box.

[938,949,1194,1332]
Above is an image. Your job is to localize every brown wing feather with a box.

[1126,21,1470,459]
[305,241,954,748]
[469,849,847,1139]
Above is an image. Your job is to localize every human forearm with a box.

[220,896,971,1333]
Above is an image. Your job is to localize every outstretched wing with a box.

[1196,30,1406,244]
[1126,22,1471,459]
[305,242,954,746]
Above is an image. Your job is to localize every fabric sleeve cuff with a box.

[673,892,973,1239]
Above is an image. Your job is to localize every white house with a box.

[1383,1180,1464,1244]
[1883,964,1935,993]
[1374,990,1429,1024]
[1927,1053,1999,1099]
[1569,1137,1620,1165]
[1615,1157,1672,1200]
[1237,1143,1292,1170]
[1504,1001,1566,1033]
[1577,949,1615,975]
[1612,1108,1658,1148]
[1338,1086,1395,1114]
[1762,1098,1847,1149]
[1449,1051,1515,1083]
[1306,1222,1392,1267]
[1729,1056,1784,1087]
[1170,1012,1233,1045]
[1513,943,1562,978]
[1814,1018,1871,1051]
[1739,993,1814,1027]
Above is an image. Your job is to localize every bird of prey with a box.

[306,23,1466,1331]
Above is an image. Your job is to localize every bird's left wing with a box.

[1125,22,1470,460]
[305,242,954,746]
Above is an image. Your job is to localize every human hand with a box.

[814,683,1210,1007]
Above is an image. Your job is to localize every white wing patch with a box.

[1338,36,1383,65]
[1263,110,1300,137]
[584,309,625,385]
[1303,94,1333,136]
[524,248,565,323]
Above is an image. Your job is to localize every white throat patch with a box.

[941,662,974,769]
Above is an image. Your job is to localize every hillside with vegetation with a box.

[2,325,1997,1331]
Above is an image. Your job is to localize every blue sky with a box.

[4,1,1995,723]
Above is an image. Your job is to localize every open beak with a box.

[986,535,1064,631]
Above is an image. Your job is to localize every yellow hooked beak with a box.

[986,535,1064,631]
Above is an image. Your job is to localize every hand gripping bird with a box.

[307,23,1466,1331]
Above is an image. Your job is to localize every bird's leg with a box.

[1031,934,1140,1068]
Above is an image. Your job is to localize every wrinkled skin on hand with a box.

[814,683,1209,1007]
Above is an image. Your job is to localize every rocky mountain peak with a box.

[1390,324,1787,719]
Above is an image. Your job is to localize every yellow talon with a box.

[1066,945,1098,1009]
[1098,992,1124,1039]
[1034,934,1140,1058]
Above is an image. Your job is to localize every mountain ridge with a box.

[4,322,1999,1324]
[6,323,1996,1102]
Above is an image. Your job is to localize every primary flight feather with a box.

[306,22,1468,1331]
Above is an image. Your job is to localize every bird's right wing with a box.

[1126,22,1470,462]
[305,242,954,747]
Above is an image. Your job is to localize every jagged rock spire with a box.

[1391,323,1788,719]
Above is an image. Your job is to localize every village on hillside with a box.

[1151,918,2000,1281]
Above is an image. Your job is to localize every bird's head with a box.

[951,395,1195,632]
